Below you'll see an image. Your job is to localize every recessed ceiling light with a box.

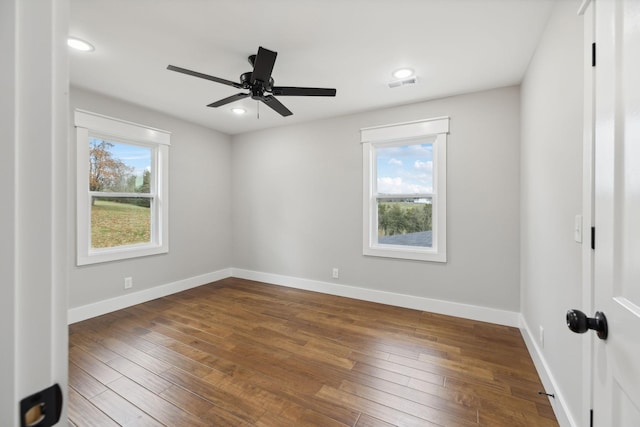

[392,68,414,79]
[231,107,246,115]
[67,37,94,52]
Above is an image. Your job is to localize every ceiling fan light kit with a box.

[167,46,336,117]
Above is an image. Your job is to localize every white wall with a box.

[232,86,521,313]
[520,1,584,425]
[68,87,233,310]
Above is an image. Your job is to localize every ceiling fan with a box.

[167,46,336,117]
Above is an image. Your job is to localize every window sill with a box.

[364,245,446,263]
[78,243,168,266]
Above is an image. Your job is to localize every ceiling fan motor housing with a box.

[240,71,274,92]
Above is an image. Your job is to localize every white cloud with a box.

[388,158,403,166]
[414,160,432,171]
[378,176,432,194]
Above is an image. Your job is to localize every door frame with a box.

[0,0,70,425]
[579,0,595,426]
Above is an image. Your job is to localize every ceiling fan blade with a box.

[207,93,250,108]
[167,65,242,89]
[272,86,337,97]
[260,95,292,117]
[251,47,277,85]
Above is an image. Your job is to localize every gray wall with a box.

[520,0,584,424]
[232,86,521,311]
[68,87,233,308]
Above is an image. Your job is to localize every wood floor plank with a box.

[338,380,479,427]
[78,330,171,374]
[199,406,255,427]
[106,376,209,427]
[145,339,217,378]
[408,377,480,408]
[142,317,236,352]
[151,311,234,341]
[350,374,481,421]
[106,356,173,394]
[159,366,267,424]
[355,413,397,427]
[202,359,361,426]
[158,384,218,418]
[90,389,163,427]
[68,278,558,427]
[68,387,119,427]
[316,384,438,427]
[442,376,547,419]
[69,333,121,364]
[68,346,122,386]
[256,405,351,427]
[353,357,444,386]
[393,352,495,381]
[68,361,108,399]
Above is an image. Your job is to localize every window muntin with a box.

[76,110,170,265]
[362,117,448,262]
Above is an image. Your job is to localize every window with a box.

[362,117,449,262]
[75,110,170,265]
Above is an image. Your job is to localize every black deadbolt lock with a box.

[566,309,608,340]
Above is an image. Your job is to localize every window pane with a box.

[376,143,433,195]
[89,138,152,193]
[91,197,151,248]
[377,198,432,247]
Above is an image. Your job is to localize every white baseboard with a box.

[232,268,520,327]
[519,315,577,427]
[67,268,232,324]
[68,267,520,328]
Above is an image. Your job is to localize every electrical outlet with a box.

[539,326,544,348]
[124,277,133,290]
[332,268,339,279]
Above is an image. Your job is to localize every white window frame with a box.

[361,117,449,262]
[75,109,170,266]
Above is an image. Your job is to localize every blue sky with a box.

[376,143,433,194]
[93,138,151,177]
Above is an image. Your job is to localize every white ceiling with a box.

[69,0,556,135]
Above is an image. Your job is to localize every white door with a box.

[593,0,640,425]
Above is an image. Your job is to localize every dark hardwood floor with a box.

[68,277,558,426]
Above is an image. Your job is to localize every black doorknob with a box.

[566,309,608,340]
